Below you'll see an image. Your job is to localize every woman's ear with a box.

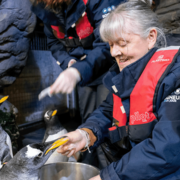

[147,28,157,49]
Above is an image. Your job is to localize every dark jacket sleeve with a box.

[44,25,77,70]
[78,92,113,148]
[100,73,180,180]
[72,30,114,86]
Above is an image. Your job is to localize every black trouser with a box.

[77,84,109,123]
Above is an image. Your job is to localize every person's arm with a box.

[71,0,121,85]
[78,92,114,149]
[57,92,113,154]
[49,0,123,94]
[44,25,77,70]
[99,90,180,179]
[71,33,114,86]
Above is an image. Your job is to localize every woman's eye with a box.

[119,43,126,47]
[121,44,126,47]
[118,41,127,47]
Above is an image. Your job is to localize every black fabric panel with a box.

[114,137,131,150]
[117,126,128,139]
[128,120,158,142]
[109,126,127,144]
[101,138,130,163]
[166,34,180,46]
[109,127,120,144]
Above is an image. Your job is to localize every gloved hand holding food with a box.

[57,129,89,157]
[50,67,81,94]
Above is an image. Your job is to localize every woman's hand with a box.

[50,67,81,94]
[57,130,86,157]
[89,175,101,180]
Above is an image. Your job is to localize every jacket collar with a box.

[103,47,158,99]
[66,0,86,30]
[31,0,86,29]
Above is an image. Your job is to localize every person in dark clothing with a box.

[30,0,124,168]
[54,1,180,180]
[31,0,123,123]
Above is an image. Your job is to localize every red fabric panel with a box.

[130,49,178,125]
[109,126,117,131]
[76,14,94,39]
[51,25,65,39]
[82,0,88,4]
[113,94,127,127]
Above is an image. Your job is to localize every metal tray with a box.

[39,162,100,180]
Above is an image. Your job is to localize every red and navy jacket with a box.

[31,0,123,86]
[79,47,180,180]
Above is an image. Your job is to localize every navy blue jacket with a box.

[31,0,123,86]
[79,47,180,180]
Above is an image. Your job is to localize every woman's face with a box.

[109,33,151,71]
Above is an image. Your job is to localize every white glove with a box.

[68,59,77,67]
[57,130,88,157]
[50,67,81,94]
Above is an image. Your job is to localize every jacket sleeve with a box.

[100,74,180,180]
[44,24,77,70]
[78,92,113,148]
[71,0,120,86]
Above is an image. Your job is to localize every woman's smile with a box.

[119,57,128,63]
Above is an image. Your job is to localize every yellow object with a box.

[45,136,69,155]
[0,96,9,104]
[51,110,57,116]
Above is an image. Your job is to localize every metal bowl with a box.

[39,162,100,180]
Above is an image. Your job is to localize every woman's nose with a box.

[111,44,121,57]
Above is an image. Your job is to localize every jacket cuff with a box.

[80,128,97,152]
[72,61,92,86]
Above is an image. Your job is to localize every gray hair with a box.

[129,0,153,6]
[100,0,166,48]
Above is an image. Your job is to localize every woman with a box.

[56,1,180,179]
